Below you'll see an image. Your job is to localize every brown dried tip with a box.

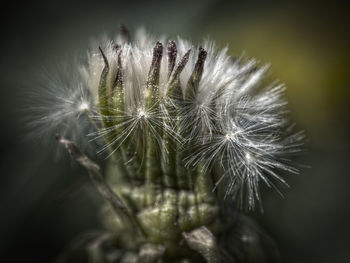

[175,48,191,74]
[169,48,191,85]
[192,46,207,80]
[113,49,123,88]
[167,41,177,79]
[150,42,163,70]
[114,44,121,51]
[98,46,109,70]
[56,134,82,160]
[120,24,130,43]
[196,47,207,74]
[185,47,207,99]
[147,42,163,87]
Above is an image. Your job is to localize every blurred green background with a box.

[0,0,349,262]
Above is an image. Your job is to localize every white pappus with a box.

[29,27,304,210]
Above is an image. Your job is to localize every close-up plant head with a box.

[0,1,349,263]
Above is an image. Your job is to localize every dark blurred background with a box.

[0,0,349,262]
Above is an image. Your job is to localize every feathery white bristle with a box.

[29,29,303,209]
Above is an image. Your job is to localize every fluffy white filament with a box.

[31,28,304,210]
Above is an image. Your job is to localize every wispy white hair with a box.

[29,28,304,210]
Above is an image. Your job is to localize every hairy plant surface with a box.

[31,27,303,263]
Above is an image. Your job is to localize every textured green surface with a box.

[71,43,280,262]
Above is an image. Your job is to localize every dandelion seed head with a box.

[29,27,304,210]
